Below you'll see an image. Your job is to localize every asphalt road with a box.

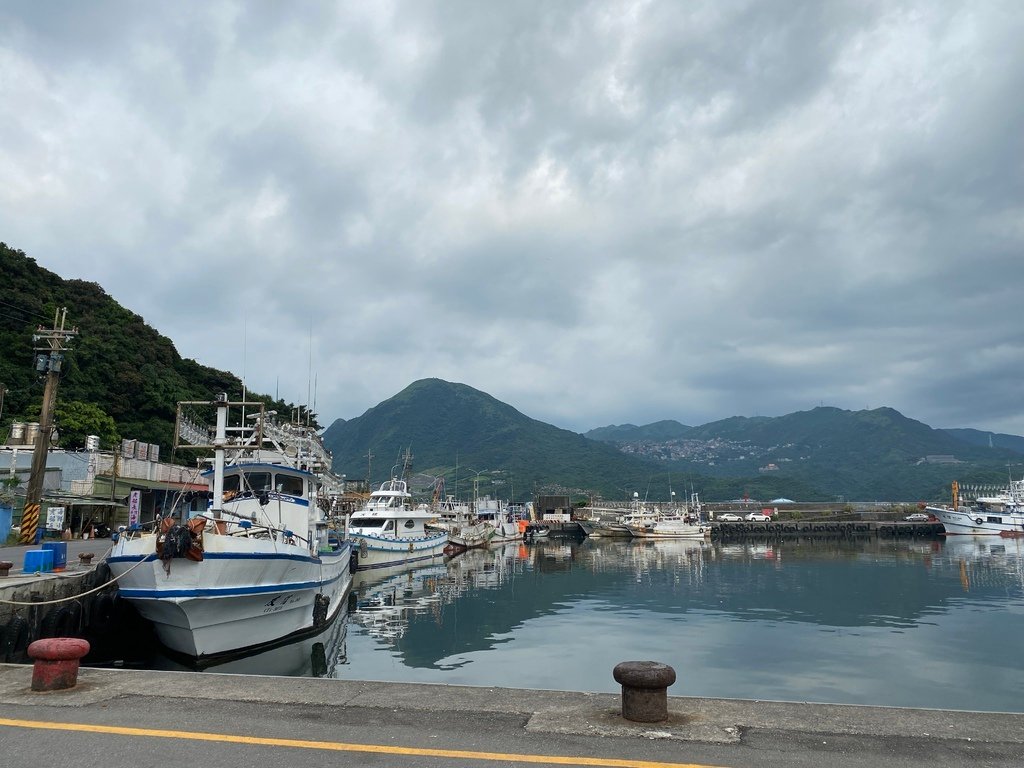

[1,665,1022,768]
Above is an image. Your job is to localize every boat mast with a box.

[211,393,228,521]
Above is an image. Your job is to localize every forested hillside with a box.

[0,243,293,454]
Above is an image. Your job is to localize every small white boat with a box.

[347,477,448,570]
[107,398,353,659]
[626,516,710,539]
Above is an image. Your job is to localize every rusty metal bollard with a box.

[78,552,95,566]
[613,661,676,722]
[27,637,91,692]
[0,561,12,577]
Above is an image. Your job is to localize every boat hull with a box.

[627,523,710,539]
[926,505,1024,536]
[350,531,449,570]
[107,532,353,658]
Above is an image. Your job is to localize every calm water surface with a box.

[154,536,1024,712]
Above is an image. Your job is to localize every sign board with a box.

[46,506,65,531]
[129,490,141,527]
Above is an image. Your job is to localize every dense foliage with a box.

[0,243,301,458]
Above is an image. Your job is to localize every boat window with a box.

[275,474,304,497]
[244,472,272,492]
[222,475,241,493]
[382,520,394,532]
[403,519,416,529]
[988,517,1003,524]
[350,518,386,528]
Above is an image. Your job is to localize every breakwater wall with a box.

[712,521,943,540]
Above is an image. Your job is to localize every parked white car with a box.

[904,513,930,522]
[717,513,743,522]
[745,512,771,522]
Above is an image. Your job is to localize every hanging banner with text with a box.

[128,490,141,527]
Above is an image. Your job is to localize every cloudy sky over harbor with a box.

[2,1,1022,435]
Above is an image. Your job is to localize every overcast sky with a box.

[2,1,1022,435]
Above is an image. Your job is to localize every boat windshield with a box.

[350,518,387,528]
[222,471,304,497]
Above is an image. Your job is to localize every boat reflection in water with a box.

[151,597,350,678]
[347,543,529,644]
[932,536,1024,592]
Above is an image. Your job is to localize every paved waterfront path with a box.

[0,538,113,573]
[1,665,1022,767]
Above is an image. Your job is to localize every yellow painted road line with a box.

[0,717,727,768]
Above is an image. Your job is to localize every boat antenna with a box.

[306,317,313,427]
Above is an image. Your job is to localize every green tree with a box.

[26,400,121,450]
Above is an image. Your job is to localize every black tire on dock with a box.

[66,599,84,636]
[91,561,112,588]
[90,592,116,632]
[1,615,31,663]
[40,605,75,638]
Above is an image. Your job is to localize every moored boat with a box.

[347,477,448,569]
[433,496,493,555]
[626,516,710,539]
[106,397,354,659]
[927,480,1024,536]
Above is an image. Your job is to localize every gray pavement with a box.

[1,664,1022,767]
[1,537,114,571]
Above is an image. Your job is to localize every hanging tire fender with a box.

[1,616,31,663]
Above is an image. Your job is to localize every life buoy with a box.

[975,517,984,526]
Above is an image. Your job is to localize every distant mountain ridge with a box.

[585,407,1024,500]
[5,240,1019,502]
[322,378,669,500]
[322,379,1022,502]
[940,428,1024,456]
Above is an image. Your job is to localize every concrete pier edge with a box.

[2,664,1022,747]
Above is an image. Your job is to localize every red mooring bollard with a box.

[27,637,90,691]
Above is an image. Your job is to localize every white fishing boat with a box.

[347,477,448,570]
[927,479,1024,536]
[578,499,660,538]
[475,496,523,544]
[106,397,354,659]
[626,516,710,539]
[433,496,493,555]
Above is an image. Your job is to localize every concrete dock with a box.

[1,663,1022,767]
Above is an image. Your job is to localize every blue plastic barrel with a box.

[42,541,67,571]
[23,549,54,573]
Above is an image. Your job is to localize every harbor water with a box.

[140,535,1024,713]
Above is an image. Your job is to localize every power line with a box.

[0,299,51,323]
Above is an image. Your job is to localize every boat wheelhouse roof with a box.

[201,462,317,480]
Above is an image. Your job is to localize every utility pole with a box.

[19,308,78,545]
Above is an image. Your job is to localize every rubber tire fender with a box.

[1,616,31,663]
